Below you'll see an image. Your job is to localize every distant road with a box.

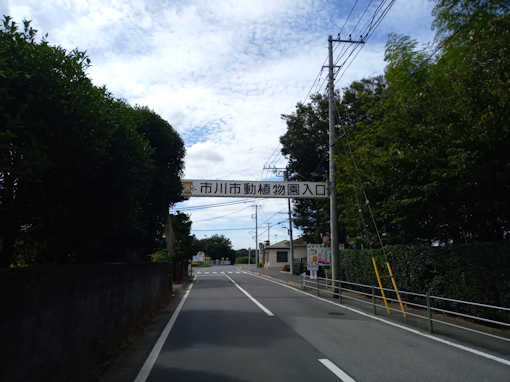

[136,265,509,381]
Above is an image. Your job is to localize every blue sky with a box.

[3,0,436,249]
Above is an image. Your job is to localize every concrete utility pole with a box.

[254,205,258,266]
[285,171,294,273]
[248,247,251,265]
[327,34,364,282]
[263,166,294,272]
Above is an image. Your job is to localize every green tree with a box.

[335,1,510,244]
[280,77,385,243]
[171,212,195,261]
[195,235,234,262]
[0,17,185,266]
[131,106,185,252]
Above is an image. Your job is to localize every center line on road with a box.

[318,359,356,382]
[224,274,274,317]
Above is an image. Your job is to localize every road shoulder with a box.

[98,282,190,382]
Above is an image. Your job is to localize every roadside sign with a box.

[307,244,331,267]
[182,179,328,199]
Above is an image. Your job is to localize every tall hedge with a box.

[339,241,510,320]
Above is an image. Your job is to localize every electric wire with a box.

[173,199,257,211]
[192,204,254,223]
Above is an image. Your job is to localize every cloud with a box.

[186,142,224,165]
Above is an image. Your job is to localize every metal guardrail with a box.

[301,275,510,342]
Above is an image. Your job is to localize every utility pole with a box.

[263,166,294,272]
[248,247,251,265]
[254,205,258,266]
[327,34,364,283]
[285,170,294,274]
[267,223,270,242]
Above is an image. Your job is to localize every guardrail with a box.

[301,275,510,342]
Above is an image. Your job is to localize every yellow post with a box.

[371,257,391,314]
[386,261,407,318]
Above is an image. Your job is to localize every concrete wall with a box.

[0,263,170,382]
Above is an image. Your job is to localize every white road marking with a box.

[228,272,233,274]
[237,272,241,274]
[205,272,209,274]
[318,359,356,381]
[221,271,225,274]
[134,283,194,382]
[197,271,202,274]
[244,272,510,367]
[213,271,217,274]
[224,274,274,317]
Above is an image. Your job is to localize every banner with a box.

[182,179,328,199]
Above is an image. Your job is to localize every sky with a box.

[3,0,436,249]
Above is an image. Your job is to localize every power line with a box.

[173,199,256,211]
[262,209,287,224]
[192,204,254,223]
[192,227,260,232]
[330,0,396,88]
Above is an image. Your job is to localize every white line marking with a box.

[318,359,356,381]
[213,271,217,274]
[237,272,241,274]
[205,272,209,274]
[228,272,233,274]
[244,272,510,367]
[221,271,225,274]
[224,274,274,317]
[197,271,201,274]
[134,283,194,382]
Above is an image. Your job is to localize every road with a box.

[136,265,510,382]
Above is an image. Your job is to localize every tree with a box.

[194,235,234,263]
[280,0,510,245]
[335,1,510,244]
[0,17,185,266]
[131,106,185,253]
[280,78,385,243]
[171,212,195,261]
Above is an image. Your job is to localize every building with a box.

[263,237,308,269]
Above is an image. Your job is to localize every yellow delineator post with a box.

[386,261,407,318]
[371,257,391,314]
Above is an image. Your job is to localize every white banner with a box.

[182,179,328,199]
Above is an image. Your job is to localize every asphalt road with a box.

[138,265,510,382]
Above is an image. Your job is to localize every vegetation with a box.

[194,235,235,263]
[281,0,510,246]
[235,256,251,264]
[339,241,510,320]
[191,261,210,267]
[0,18,185,266]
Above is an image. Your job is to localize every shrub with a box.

[235,256,255,264]
[338,241,510,321]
